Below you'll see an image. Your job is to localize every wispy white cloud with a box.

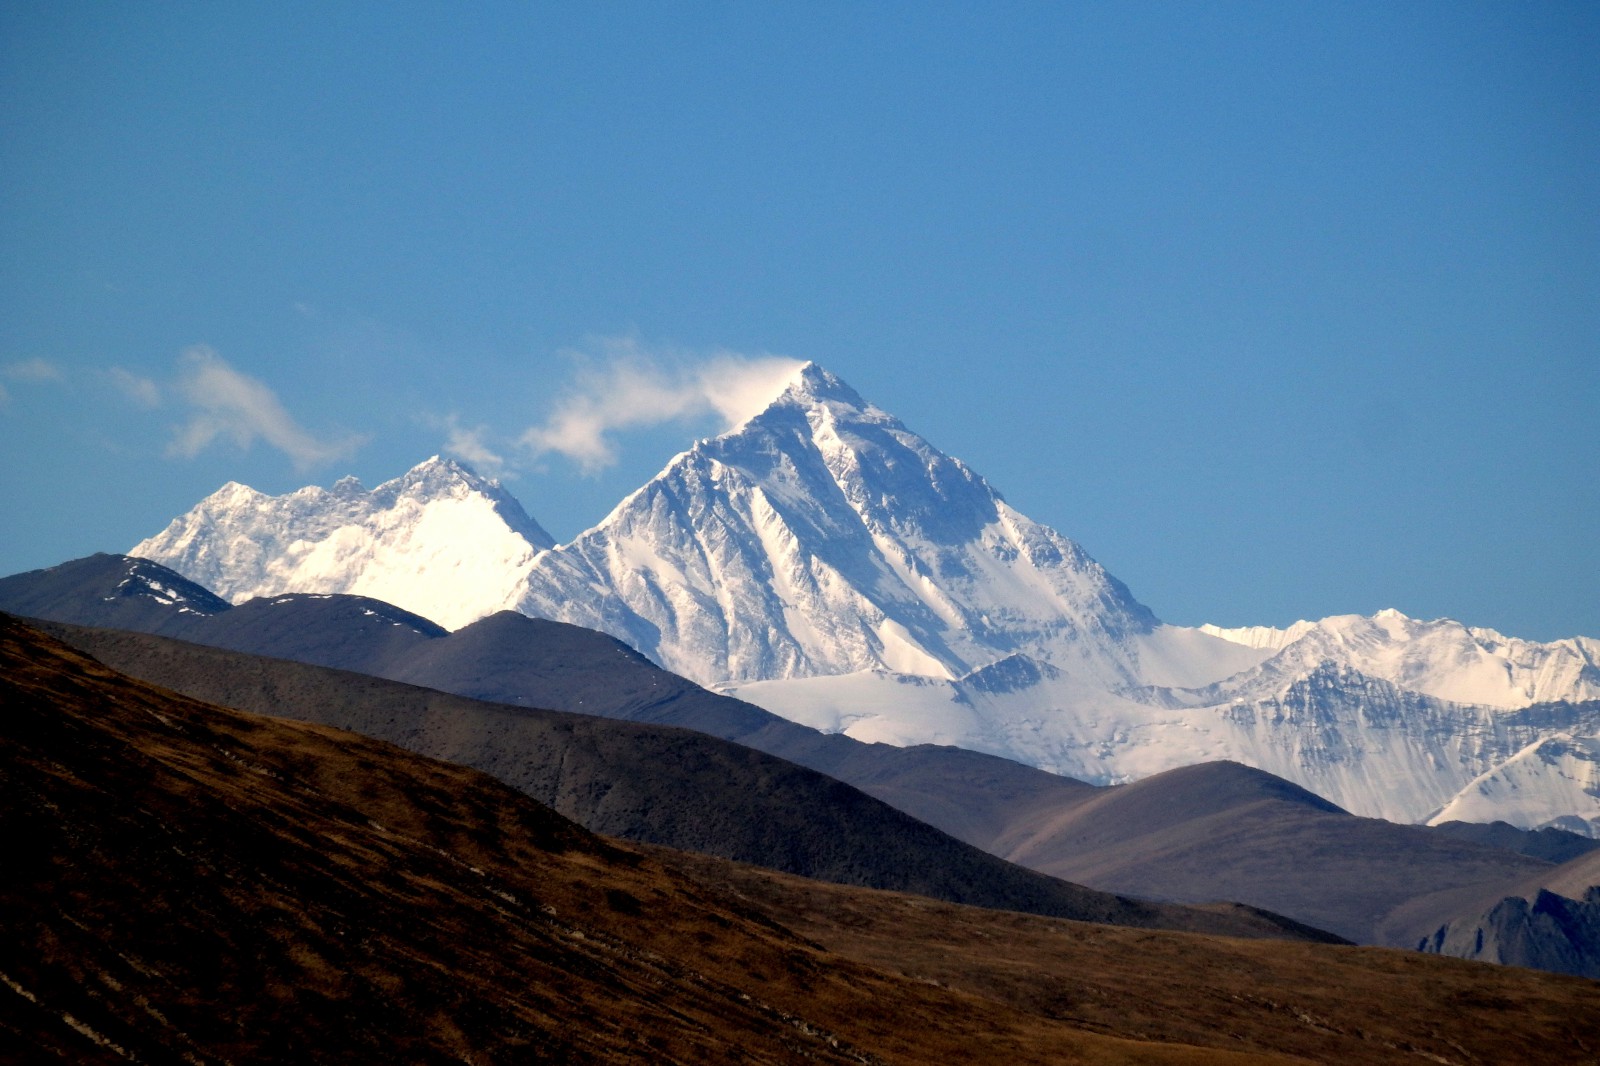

[108,367,162,408]
[166,345,362,470]
[441,415,510,479]
[2,357,64,382]
[520,339,804,473]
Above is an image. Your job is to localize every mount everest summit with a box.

[131,362,1600,833]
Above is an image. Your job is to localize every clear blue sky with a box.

[2,2,1595,640]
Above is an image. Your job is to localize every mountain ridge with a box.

[131,455,552,629]
[106,362,1600,834]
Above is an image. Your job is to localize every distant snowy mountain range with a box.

[131,362,1600,834]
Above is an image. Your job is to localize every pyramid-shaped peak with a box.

[706,361,882,445]
[765,362,872,414]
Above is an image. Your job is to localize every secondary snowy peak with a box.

[1194,609,1600,709]
[1199,620,1319,651]
[131,457,553,629]
[518,362,1158,685]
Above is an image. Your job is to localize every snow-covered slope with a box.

[1429,735,1600,837]
[517,363,1166,687]
[131,457,552,629]
[726,661,1600,826]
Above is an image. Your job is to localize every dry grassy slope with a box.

[29,617,1322,941]
[4,560,1584,955]
[654,848,1600,1066]
[2,615,1256,1065]
[5,615,1599,1066]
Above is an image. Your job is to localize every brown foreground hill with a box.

[4,614,1599,1065]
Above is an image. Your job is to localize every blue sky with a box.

[2,2,1595,640]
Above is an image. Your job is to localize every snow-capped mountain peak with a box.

[516,364,1157,686]
[132,456,554,629]
[1199,619,1318,651]
[1197,609,1600,709]
[770,360,863,409]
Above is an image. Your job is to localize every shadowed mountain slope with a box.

[0,552,231,634]
[374,609,1103,846]
[27,615,1322,941]
[1405,847,1600,977]
[1425,819,1600,865]
[1419,889,1600,980]
[8,614,1599,1065]
[992,761,1555,946]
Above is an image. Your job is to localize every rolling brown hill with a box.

[5,614,1598,1065]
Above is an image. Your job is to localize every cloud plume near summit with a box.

[520,343,804,473]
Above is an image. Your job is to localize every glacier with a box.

[129,361,1600,833]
